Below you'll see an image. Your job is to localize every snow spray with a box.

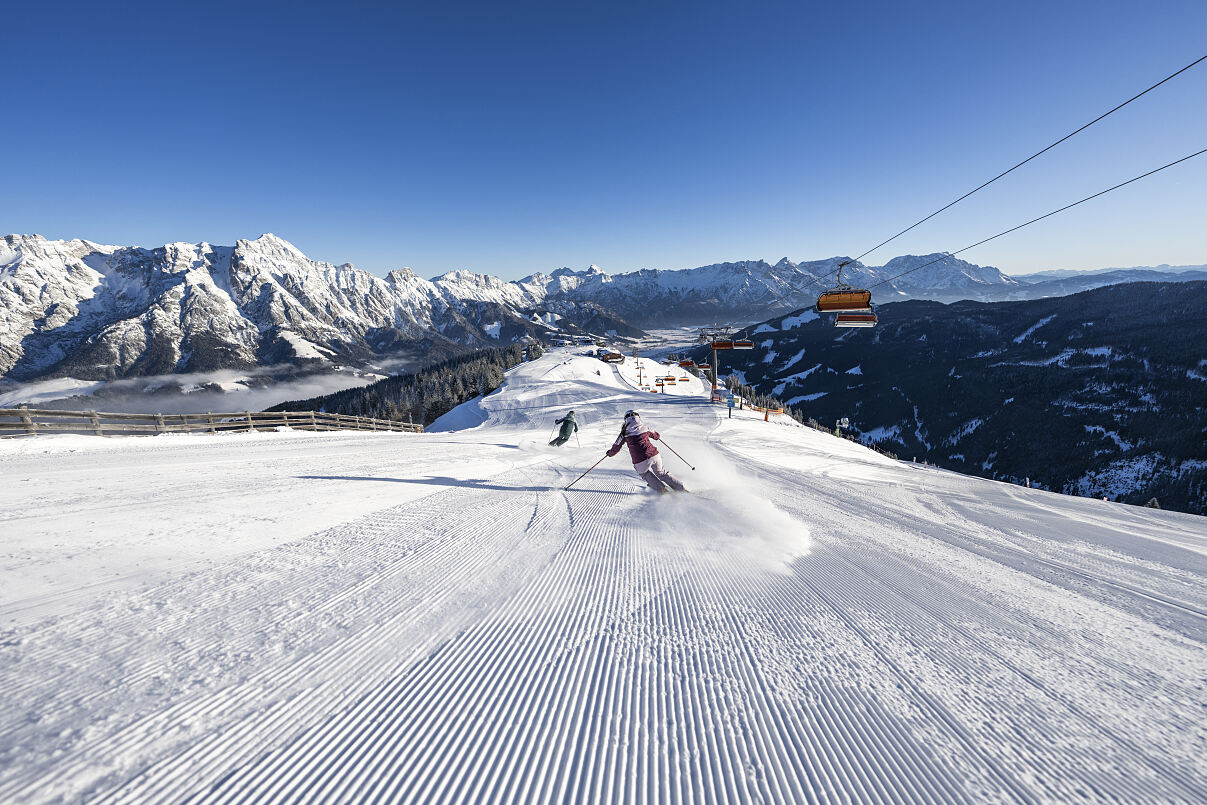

[646,443,811,573]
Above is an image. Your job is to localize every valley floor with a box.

[1,351,1204,803]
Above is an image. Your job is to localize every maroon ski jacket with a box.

[607,418,660,464]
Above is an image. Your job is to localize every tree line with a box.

[267,343,543,426]
[721,374,808,424]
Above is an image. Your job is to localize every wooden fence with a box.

[0,408,422,438]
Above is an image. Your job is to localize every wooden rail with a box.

[0,408,422,438]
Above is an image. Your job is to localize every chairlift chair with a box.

[834,312,878,328]
[815,261,873,313]
[732,339,754,349]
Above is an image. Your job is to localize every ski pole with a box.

[564,455,607,490]
[658,438,696,471]
[574,430,581,448]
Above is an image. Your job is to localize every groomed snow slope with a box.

[1,350,1205,804]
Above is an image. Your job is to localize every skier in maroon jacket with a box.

[605,410,688,493]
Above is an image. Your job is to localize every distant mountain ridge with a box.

[3,232,1204,383]
[1018,264,1207,280]
[1007,267,1207,299]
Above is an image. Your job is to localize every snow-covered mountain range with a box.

[0,234,587,383]
[3,232,1203,383]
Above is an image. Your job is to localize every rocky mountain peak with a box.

[235,233,308,260]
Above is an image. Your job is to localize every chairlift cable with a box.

[774,53,1207,300]
[732,57,1206,328]
[866,146,1207,290]
[848,52,1207,266]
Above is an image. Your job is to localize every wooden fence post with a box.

[19,407,36,436]
[154,413,166,433]
[245,411,255,432]
[206,412,217,434]
[310,411,318,431]
[89,410,103,436]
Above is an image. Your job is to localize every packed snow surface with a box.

[2,350,1205,803]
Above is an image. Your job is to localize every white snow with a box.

[1074,454,1163,500]
[860,424,901,442]
[781,347,807,367]
[779,309,819,329]
[279,330,333,360]
[1013,314,1057,343]
[0,243,20,269]
[786,391,828,404]
[1,349,1205,802]
[846,364,863,375]
[910,402,931,449]
[944,417,984,445]
[1084,424,1133,451]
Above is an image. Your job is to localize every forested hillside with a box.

[707,281,1207,514]
[268,343,541,426]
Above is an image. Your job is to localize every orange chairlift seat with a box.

[816,289,872,312]
[834,312,878,328]
[732,339,754,349]
[815,261,873,313]
[710,340,735,350]
[678,359,696,369]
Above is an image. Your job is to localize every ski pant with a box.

[633,453,686,493]
[549,423,575,447]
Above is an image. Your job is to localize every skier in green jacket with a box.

[549,410,579,447]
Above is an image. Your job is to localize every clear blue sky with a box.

[4,0,1205,279]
